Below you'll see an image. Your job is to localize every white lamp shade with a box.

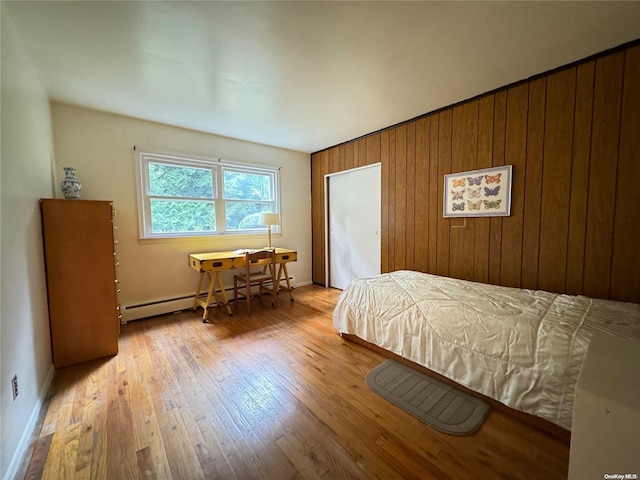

[258,213,280,226]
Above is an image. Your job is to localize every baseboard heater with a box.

[122,276,296,323]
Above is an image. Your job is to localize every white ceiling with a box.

[5,1,640,153]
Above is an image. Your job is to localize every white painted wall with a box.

[0,9,57,480]
[49,103,312,321]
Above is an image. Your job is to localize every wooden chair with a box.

[233,249,277,314]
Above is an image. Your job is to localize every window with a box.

[136,149,280,239]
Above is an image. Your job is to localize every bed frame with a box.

[342,333,571,442]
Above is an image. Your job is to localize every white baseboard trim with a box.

[3,364,55,480]
[122,295,197,322]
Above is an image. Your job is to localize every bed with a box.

[333,270,640,433]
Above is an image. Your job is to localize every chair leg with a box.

[257,279,269,307]
[271,265,277,307]
[245,281,251,315]
[233,277,237,312]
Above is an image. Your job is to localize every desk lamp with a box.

[259,212,280,248]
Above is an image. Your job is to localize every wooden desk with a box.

[189,248,297,321]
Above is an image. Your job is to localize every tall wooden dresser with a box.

[41,199,120,368]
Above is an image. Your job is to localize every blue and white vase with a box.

[60,167,82,199]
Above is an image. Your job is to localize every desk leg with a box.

[193,271,206,311]
[201,272,218,321]
[276,263,294,302]
[214,272,233,316]
[193,271,233,322]
[191,272,207,319]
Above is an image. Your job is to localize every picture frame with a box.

[443,165,512,218]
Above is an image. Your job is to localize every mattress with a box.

[333,270,640,430]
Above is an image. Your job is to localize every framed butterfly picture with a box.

[443,165,512,217]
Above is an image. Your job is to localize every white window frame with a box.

[135,148,281,239]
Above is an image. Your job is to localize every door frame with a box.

[324,163,381,288]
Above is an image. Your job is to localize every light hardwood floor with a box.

[18,285,569,479]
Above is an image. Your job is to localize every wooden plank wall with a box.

[311,42,640,303]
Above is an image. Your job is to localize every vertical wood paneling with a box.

[322,151,331,284]
[450,102,478,281]
[380,131,390,273]
[311,150,329,284]
[329,148,340,174]
[436,110,452,277]
[387,130,397,272]
[357,138,366,167]
[311,151,320,284]
[611,45,640,301]
[414,117,430,273]
[428,115,440,273]
[346,142,355,171]
[521,77,546,289]
[583,52,625,299]
[365,135,381,167]
[393,125,407,270]
[406,122,416,270]
[311,42,640,302]
[566,61,595,295]
[500,84,528,287]
[489,91,506,285]
[538,68,576,294]
[474,95,494,283]
[351,140,358,167]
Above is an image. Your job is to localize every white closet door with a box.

[327,164,381,289]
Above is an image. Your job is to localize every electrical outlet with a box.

[11,375,18,400]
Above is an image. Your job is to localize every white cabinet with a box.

[568,332,640,480]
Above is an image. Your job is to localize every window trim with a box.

[135,147,281,240]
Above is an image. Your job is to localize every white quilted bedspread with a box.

[333,270,640,430]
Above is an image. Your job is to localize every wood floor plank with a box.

[276,432,327,480]
[72,373,97,478]
[17,285,570,480]
[127,325,175,479]
[23,433,53,480]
